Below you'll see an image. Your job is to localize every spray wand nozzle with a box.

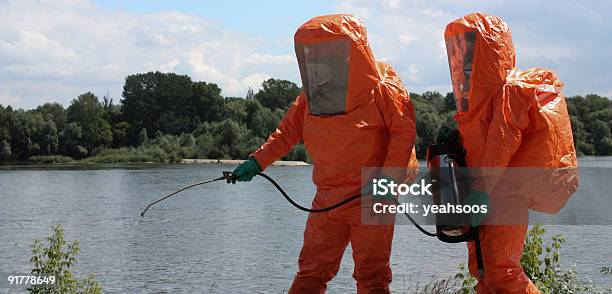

[222,171,237,184]
[141,172,236,217]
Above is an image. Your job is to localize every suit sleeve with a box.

[376,85,417,169]
[250,94,306,170]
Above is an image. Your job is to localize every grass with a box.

[81,146,180,164]
[27,146,182,165]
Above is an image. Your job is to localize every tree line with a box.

[0,71,610,164]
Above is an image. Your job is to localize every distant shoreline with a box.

[181,159,309,166]
[4,155,610,167]
[0,158,309,166]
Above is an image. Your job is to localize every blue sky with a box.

[1,0,611,108]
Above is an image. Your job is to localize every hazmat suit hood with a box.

[253,13,417,191]
[294,14,380,116]
[444,13,516,115]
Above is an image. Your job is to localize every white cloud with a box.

[332,0,612,96]
[0,0,297,108]
[517,43,576,63]
[0,30,78,64]
[241,73,272,92]
[0,89,22,106]
[336,0,370,18]
[159,59,180,73]
[398,33,418,46]
[382,0,400,10]
[246,53,293,65]
[187,50,225,82]
[1,0,610,108]
[335,0,452,91]
[422,9,444,17]
[404,64,421,83]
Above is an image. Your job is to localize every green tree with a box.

[422,91,446,113]
[67,93,113,152]
[195,133,217,159]
[599,138,612,155]
[36,103,67,130]
[8,110,34,159]
[223,99,248,123]
[0,106,12,160]
[0,139,11,160]
[589,120,611,155]
[138,128,148,146]
[249,106,281,138]
[111,121,129,148]
[443,92,457,113]
[179,133,196,148]
[59,122,87,158]
[122,72,201,140]
[567,94,612,156]
[38,119,59,155]
[254,78,300,110]
[195,119,260,159]
[193,81,225,123]
[415,112,443,158]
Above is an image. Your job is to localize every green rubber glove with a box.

[232,157,262,182]
[436,126,460,144]
[465,189,489,226]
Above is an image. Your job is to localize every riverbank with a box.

[8,154,309,166]
[181,159,309,166]
[13,154,610,167]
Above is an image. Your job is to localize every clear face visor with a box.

[295,39,351,116]
[445,31,476,113]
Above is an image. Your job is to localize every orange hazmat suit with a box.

[445,13,578,293]
[250,14,418,293]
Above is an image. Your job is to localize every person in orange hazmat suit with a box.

[444,13,578,293]
[232,14,418,293]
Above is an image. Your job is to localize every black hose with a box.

[391,197,437,237]
[140,171,437,237]
[256,172,361,213]
[257,172,436,236]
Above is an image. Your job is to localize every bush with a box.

[452,225,605,293]
[82,136,190,164]
[520,225,598,293]
[82,147,154,163]
[454,263,477,293]
[29,224,101,293]
[28,155,74,164]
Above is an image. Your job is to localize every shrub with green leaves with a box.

[29,224,101,294]
[454,263,477,293]
[520,225,598,293]
[28,155,75,164]
[452,225,607,294]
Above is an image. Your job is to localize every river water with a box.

[1,157,611,293]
